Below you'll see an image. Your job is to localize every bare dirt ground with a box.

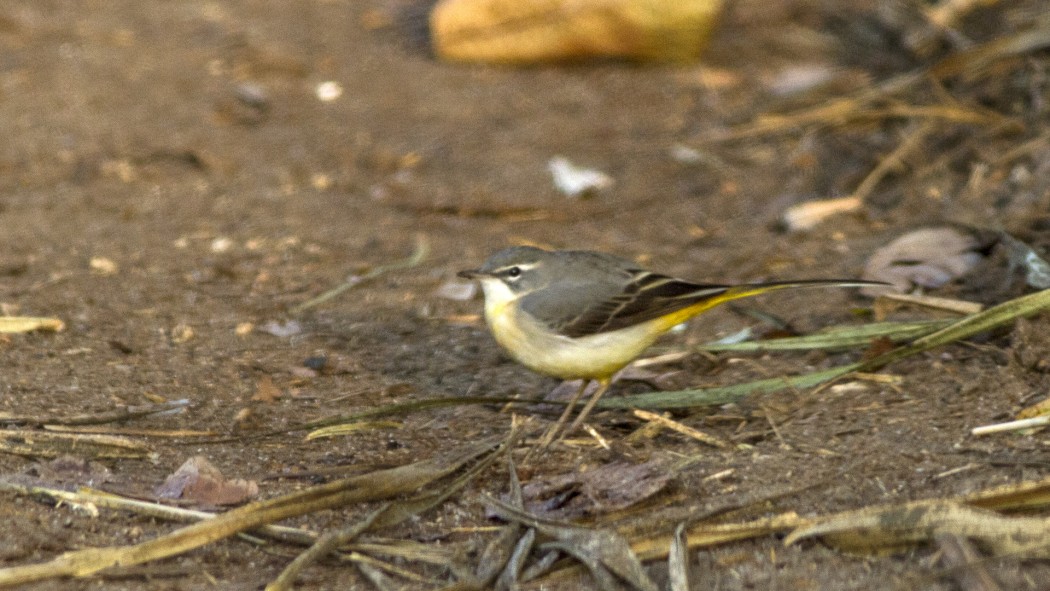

[2,1,1050,589]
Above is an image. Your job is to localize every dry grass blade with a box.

[289,396,538,437]
[496,528,535,591]
[0,437,502,588]
[474,520,524,587]
[783,122,935,231]
[875,293,984,315]
[625,477,1050,568]
[936,533,1004,591]
[668,523,690,591]
[475,458,527,587]
[266,506,386,591]
[352,558,401,591]
[539,540,622,591]
[711,82,996,141]
[0,429,155,459]
[851,122,936,202]
[631,410,728,448]
[0,400,189,427]
[785,501,1050,558]
[292,235,428,313]
[630,512,806,561]
[347,541,453,566]
[964,475,1050,512]
[378,450,506,530]
[0,316,64,333]
[0,482,314,543]
[491,456,533,590]
[519,549,560,583]
[930,17,1050,80]
[971,415,1050,436]
[43,425,214,437]
[305,421,402,440]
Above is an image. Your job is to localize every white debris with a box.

[435,280,477,301]
[548,156,612,198]
[315,81,343,102]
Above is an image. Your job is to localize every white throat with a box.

[478,277,519,319]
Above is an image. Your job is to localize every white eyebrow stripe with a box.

[496,261,540,273]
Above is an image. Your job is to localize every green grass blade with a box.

[597,363,862,410]
[700,319,953,352]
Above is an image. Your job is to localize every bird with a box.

[458,245,883,445]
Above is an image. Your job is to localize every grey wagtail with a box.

[458,246,885,445]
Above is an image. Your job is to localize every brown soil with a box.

[2,1,1050,589]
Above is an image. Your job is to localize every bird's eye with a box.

[506,266,522,278]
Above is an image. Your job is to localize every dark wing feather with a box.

[578,273,731,336]
[521,271,731,339]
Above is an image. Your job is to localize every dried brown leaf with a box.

[861,227,985,296]
[155,456,258,507]
[521,459,674,519]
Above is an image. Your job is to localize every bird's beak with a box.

[457,269,488,280]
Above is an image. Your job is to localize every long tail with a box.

[653,279,886,332]
[722,279,888,300]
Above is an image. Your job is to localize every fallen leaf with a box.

[861,227,986,296]
[521,459,674,519]
[155,456,258,507]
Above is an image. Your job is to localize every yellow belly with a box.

[486,303,664,380]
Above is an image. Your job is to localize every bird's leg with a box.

[566,377,611,435]
[538,379,590,448]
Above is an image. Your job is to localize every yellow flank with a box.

[647,284,788,334]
